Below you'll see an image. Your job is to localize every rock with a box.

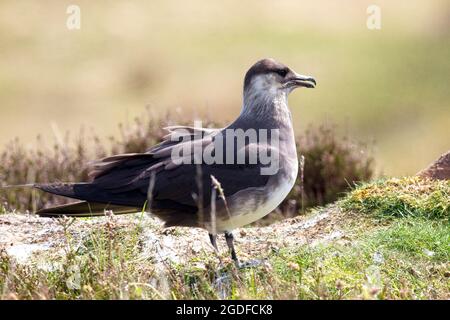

[417,150,450,180]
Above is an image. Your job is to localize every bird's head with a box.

[243,58,316,100]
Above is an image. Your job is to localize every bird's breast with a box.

[212,155,298,233]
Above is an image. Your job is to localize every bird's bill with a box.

[284,72,316,89]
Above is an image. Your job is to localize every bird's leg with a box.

[209,233,219,252]
[225,231,264,269]
[224,231,239,265]
[209,232,231,297]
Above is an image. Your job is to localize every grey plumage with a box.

[31,58,316,265]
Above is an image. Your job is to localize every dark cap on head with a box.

[243,58,290,90]
[243,58,316,91]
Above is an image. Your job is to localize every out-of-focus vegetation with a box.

[0,1,449,176]
[0,111,182,212]
[0,110,374,214]
[282,124,374,215]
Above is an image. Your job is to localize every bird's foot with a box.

[212,259,266,298]
[235,258,265,269]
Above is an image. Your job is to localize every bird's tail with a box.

[0,182,140,217]
[36,201,140,217]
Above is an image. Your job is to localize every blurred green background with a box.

[0,0,449,176]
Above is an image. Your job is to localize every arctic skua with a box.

[28,58,316,265]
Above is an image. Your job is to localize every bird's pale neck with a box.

[240,88,292,128]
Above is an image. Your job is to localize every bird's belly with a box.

[214,175,296,232]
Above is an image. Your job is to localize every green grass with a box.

[164,214,449,299]
[370,218,449,262]
[0,216,159,300]
[1,177,449,299]
[1,220,448,299]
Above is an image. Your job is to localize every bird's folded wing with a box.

[85,129,271,210]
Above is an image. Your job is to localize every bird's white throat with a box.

[241,75,291,123]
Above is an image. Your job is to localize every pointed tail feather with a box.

[36,201,140,217]
[34,183,80,199]
[2,182,143,217]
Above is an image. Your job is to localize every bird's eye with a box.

[276,69,288,77]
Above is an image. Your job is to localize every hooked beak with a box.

[284,72,316,89]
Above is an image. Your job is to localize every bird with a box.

[20,58,316,266]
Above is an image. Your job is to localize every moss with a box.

[340,177,450,220]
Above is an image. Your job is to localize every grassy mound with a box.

[340,177,450,220]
